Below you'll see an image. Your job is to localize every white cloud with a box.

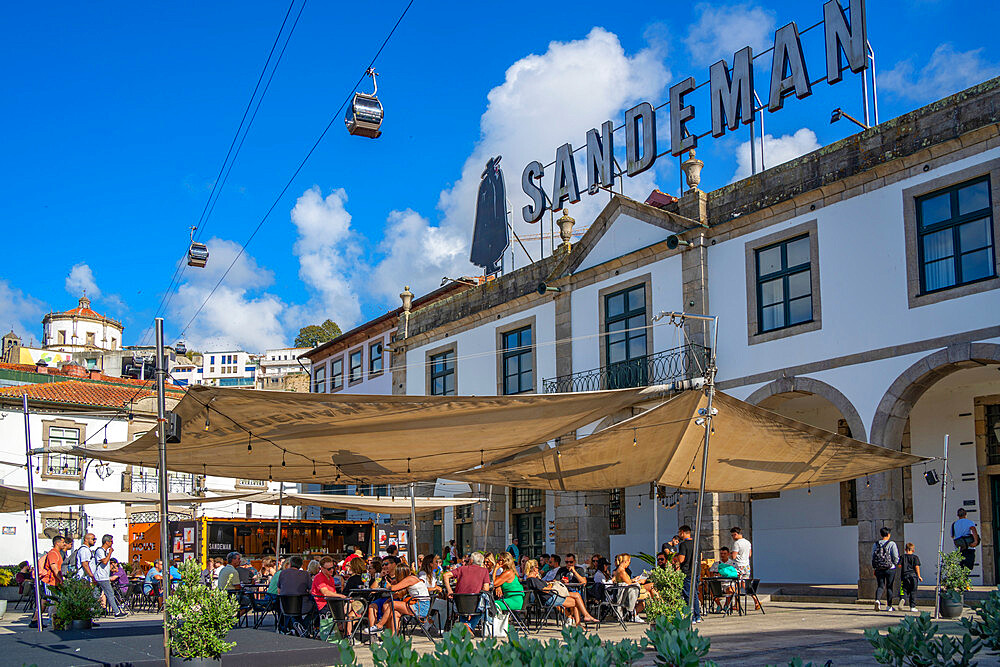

[684,2,776,67]
[170,238,287,351]
[65,263,101,298]
[286,187,362,331]
[368,27,669,302]
[731,128,820,182]
[0,280,47,344]
[881,43,1000,101]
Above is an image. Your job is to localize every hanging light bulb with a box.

[204,413,211,431]
[866,475,871,488]
[637,496,642,509]
[281,451,286,467]
[633,428,637,448]
[268,465,273,481]
[807,483,811,495]
[247,433,252,452]
[312,461,317,476]
[103,426,108,445]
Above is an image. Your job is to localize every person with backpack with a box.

[872,527,900,611]
[951,508,980,570]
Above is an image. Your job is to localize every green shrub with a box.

[368,623,647,666]
[166,559,240,659]
[645,611,715,667]
[941,551,972,593]
[49,575,103,625]
[644,566,687,622]
[865,612,982,666]
[962,589,1000,653]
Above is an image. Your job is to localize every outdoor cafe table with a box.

[351,588,395,632]
[563,581,587,606]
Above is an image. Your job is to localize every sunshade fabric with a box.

[74,385,665,483]
[453,391,926,493]
[240,491,482,516]
[0,484,249,513]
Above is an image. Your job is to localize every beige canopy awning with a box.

[0,484,250,513]
[239,491,482,516]
[74,384,668,483]
[453,390,926,493]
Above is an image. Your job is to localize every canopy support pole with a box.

[482,484,493,553]
[154,318,171,667]
[934,434,949,620]
[22,394,43,632]
[276,482,283,560]
[653,484,659,558]
[676,312,719,628]
[409,483,417,566]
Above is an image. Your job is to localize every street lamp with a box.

[830,107,869,130]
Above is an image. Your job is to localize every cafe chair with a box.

[450,593,483,632]
[14,580,35,612]
[277,594,317,638]
[745,578,764,615]
[489,592,529,636]
[595,583,633,631]
[320,597,363,646]
[398,593,441,642]
[530,588,568,633]
[706,579,735,615]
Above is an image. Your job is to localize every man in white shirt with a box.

[94,534,127,618]
[730,527,752,579]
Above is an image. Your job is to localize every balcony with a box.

[131,471,199,495]
[543,344,707,394]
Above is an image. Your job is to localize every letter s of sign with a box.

[521,160,546,224]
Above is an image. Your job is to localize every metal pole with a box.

[653,485,659,557]
[687,315,719,627]
[276,482,283,559]
[481,484,493,553]
[154,318,171,667]
[749,119,757,176]
[862,68,871,127]
[23,395,43,632]
[934,434,949,620]
[868,41,879,124]
[409,482,418,566]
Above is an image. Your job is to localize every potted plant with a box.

[939,550,971,618]
[166,559,240,665]
[642,565,687,623]
[0,566,15,618]
[50,576,103,630]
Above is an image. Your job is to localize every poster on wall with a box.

[183,527,195,543]
[2,526,15,535]
[129,522,160,567]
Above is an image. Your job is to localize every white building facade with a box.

[43,295,124,353]
[199,350,257,389]
[385,78,1000,595]
[258,347,311,390]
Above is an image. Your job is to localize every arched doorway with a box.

[871,343,1000,585]
[746,377,868,584]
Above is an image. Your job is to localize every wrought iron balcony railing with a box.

[131,471,199,495]
[543,344,707,394]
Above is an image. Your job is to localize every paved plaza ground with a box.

[1,598,996,666]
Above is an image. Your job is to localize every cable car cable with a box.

[138,0,303,346]
[177,0,416,339]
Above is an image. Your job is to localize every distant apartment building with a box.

[257,347,311,390]
[200,350,257,388]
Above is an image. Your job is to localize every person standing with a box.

[872,527,900,611]
[730,527,752,579]
[35,534,66,627]
[674,525,702,623]
[506,538,520,561]
[951,508,980,570]
[900,542,923,612]
[94,535,127,618]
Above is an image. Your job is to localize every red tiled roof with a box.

[0,380,184,408]
[0,361,181,390]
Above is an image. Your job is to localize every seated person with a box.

[523,559,596,626]
[612,553,651,612]
[656,551,671,570]
[143,559,164,610]
[555,554,587,584]
[216,552,243,591]
[492,553,524,614]
[276,555,311,596]
[442,552,491,630]
[708,547,739,611]
[542,555,562,581]
[367,564,429,635]
[364,556,400,634]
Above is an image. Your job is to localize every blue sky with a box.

[2,1,998,351]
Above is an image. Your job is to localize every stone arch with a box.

[745,375,868,442]
[870,342,1000,450]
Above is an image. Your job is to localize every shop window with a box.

[349,349,363,383]
[608,488,626,535]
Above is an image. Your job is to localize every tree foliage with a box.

[295,319,342,348]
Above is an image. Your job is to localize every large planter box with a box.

[0,586,21,601]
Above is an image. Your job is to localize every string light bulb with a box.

[281,451,286,467]
[204,413,211,431]
[268,465,272,482]
[247,433,252,452]
[633,428,637,448]
[865,475,871,488]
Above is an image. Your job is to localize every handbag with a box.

[549,581,570,598]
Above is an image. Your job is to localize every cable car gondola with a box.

[187,226,209,268]
[175,340,187,355]
[345,68,383,138]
